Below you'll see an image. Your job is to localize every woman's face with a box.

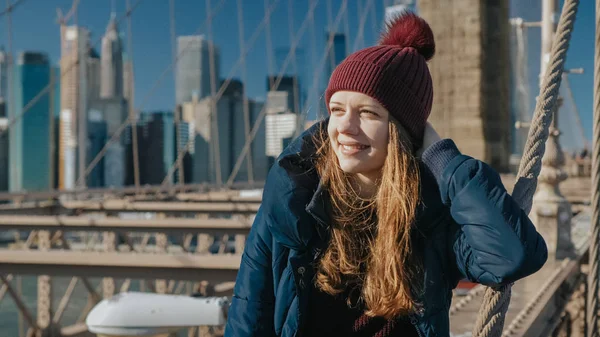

[328,91,390,181]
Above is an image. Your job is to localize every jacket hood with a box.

[261,118,447,251]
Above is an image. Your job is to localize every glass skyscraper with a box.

[176,35,220,105]
[124,111,192,185]
[87,110,107,188]
[9,52,53,192]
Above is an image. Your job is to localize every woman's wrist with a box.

[420,139,461,181]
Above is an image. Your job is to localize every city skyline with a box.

[0,0,593,193]
[4,1,593,139]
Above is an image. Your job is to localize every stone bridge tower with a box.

[417,1,511,172]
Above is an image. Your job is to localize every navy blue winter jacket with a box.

[224,120,548,337]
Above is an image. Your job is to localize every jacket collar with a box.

[262,119,329,250]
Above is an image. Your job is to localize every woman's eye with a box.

[330,107,344,114]
[361,110,378,117]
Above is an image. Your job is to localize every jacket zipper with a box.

[410,316,425,337]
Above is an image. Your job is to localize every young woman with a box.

[224,12,548,337]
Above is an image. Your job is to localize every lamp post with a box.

[86,292,229,337]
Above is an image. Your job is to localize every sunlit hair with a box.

[312,118,423,319]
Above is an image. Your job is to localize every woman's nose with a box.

[337,111,359,135]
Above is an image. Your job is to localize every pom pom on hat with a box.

[379,12,435,61]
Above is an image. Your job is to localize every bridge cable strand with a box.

[288,0,301,117]
[1,0,143,137]
[472,1,580,336]
[157,0,283,190]
[265,0,275,91]
[77,0,228,187]
[224,0,348,186]
[5,0,14,188]
[326,0,334,72]
[562,73,589,149]
[205,0,222,186]
[588,0,600,335]
[343,0,350,57]
[237,0,254,183]
[127,0,141,190]
[369,0,377,49]
[0,0,23,16]
[354,0,364,51]
[308,0,318,118]
[169,0,184,186]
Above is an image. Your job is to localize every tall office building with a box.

[191,80,267,184]
[321,32,347,116]
[87,109,107,187]
[265,76,300,114]
[101,16,124,98]
[0,48,8,116]
[265,112,297,159]
[87,48,101,102]
[273,47,306,113]
[59,26,92,189]
[124,111,191,185]
[249,100,268,182]
[9,52,54,192]
[88,97,127,187]
[123,54,133,104]
[176,35,220,105]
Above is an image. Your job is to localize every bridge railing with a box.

[0,208,256,337]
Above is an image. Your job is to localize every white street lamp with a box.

[85,292,229,337]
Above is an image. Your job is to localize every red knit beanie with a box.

[325,12,435,145]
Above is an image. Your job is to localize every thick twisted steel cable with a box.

[587,0,600,335]
[473,1,580,337]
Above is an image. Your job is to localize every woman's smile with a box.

[338,141,370,155]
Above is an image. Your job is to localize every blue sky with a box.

[2,0,596,142]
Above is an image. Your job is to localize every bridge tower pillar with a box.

[417,0,511,172]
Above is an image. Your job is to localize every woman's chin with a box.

[339,162,371,175]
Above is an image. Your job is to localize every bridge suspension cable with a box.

[265,0,275,91]
[288,0,301,119]
[206,0,222,186]
[169,0,184,186]
[588,0,600,335]
[562,73,589,150]
[127,0,141,190]
[474,0,581,336]
[238,0,255,183]
[0,0,25,17]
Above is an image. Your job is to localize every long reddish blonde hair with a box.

[313,118,422,319]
